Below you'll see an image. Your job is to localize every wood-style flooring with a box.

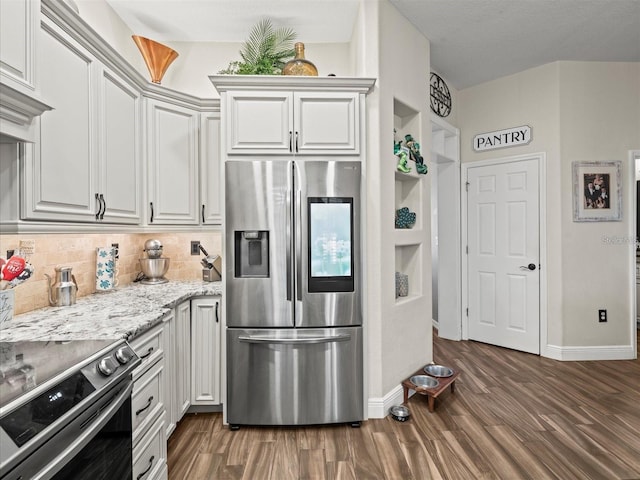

[167,330,640,479]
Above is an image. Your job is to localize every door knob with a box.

[519,263,537,271]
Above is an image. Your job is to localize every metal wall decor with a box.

[430,72,451,117]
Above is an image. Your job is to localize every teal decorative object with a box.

[404,134,428,175]
[395,207,416,229]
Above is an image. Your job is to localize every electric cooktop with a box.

[0,339,117,409]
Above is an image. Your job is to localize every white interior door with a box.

[467,157,540,354]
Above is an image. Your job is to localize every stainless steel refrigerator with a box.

[225,160,363,428]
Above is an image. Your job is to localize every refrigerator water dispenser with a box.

[234,231,269,277]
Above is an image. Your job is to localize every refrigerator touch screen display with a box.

[308,198,354,292]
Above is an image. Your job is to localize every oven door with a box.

[1,379,133,480]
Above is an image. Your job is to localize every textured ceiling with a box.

[105,0,640,90]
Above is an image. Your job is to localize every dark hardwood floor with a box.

[168,330,640,479]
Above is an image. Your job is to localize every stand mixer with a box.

[139,239,170,284]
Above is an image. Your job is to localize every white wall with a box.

[75,0,352,98]
[363,0,432,399]
[558,62,640,348]
[458,61,639,357]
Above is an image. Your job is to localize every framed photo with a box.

[572,161,622,222]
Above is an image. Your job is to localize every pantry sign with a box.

[473,125,532,152]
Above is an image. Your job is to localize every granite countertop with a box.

[0,281,222,343]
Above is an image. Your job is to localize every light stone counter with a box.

[0,281,222,342]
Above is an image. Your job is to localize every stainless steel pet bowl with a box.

[423,364,454,378]
[389,405,410,422]
[410,375,439,389]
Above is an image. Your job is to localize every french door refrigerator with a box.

[225,160,362,428]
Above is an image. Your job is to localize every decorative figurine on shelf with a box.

[394,129,411,173]
[404,134,428,175]
[395,207,416,229]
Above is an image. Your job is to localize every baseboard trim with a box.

[545,343,636,361]
[367,384,407,419]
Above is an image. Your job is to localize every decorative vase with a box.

[132,35,179,84]
[282,42,318,76]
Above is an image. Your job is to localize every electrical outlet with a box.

[191,241,200,255]
[111,243,119,260]
[598,309,607,322]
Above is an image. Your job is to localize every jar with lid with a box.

[282,42,318,76]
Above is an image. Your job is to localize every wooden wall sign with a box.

[473,125,532,152]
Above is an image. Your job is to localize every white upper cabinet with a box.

[0,0,37,90]
[146,98,199,225]
[224,91,359,156]
[23,19,98,222]
[99,67,142,224]
[211,76,375,158]
[200,111,222,225]
[22,18,141,224]
[0,0,51,142]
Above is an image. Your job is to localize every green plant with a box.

[219,19,296,75]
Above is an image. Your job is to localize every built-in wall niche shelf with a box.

[393,97,424,306]
[431,115,459,163]
[394,98,420,146]
[395,170,421,231]
[395,243,422,304]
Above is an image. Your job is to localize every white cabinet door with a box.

[0,0,37,91]
[191,297,221,405]
[295,92,359,155]
[225,91,292,155]
[23,19,99,222]
[99,67,141,224]
[161,310,176,437]
[224,90,360,156]
[22,20,142,224]
[146,99,199,225]
[174,300,191,420]
[200,112,222,224]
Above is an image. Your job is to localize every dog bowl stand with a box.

[401,367,460,412]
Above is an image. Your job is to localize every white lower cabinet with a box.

[130,325,168,479]
[163,301,191,437]
[132,412,168,480]
[191,296,222,405]
[132,359,164,445]
[175,301,192,417]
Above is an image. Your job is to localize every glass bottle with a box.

[282,43,318,76]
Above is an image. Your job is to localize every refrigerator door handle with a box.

[286,189,292,301]
[238,334,351,345]
[295,189,303,302]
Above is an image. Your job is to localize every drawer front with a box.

[133,412,167,480]
[132,359,164,444]
[130,325,164,379]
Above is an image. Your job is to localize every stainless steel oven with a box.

[0,339,140,480]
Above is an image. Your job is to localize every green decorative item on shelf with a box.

[404,134,428,174]
[395,130,411,173]
[218,19,297,75]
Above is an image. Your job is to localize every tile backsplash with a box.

[0,231,221,315]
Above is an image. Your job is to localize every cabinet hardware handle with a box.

[289,130,293,152]
[215,301,219,323]
[295,131,299,152]
[136,455,155,480]
[139,347,154,359]
[95,193,101,220]
[202,204,205,223]
[149,202,154,223]
[99,194,106,220]
[135,396,154,416]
